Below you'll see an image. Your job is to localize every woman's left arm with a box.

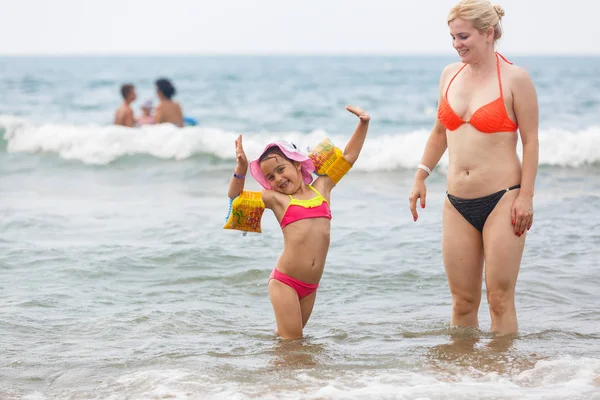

[512,68,539,236]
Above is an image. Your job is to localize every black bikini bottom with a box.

[447,184,521,232]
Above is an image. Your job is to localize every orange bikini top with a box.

[437,53,518,134]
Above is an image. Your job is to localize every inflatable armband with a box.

[308,138,352,184]
[223,191,265,233]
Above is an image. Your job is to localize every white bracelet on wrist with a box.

[417,164,432,175]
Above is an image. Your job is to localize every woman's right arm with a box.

[409,66,453,221]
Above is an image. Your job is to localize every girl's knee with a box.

[277,326,303,340]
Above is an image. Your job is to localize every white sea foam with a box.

[1,116,599,169]
[31,356,598,400]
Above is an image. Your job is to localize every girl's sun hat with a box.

[249,141,315,190]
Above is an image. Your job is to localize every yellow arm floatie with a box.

[308,138,352,184]
[223,191,265,233]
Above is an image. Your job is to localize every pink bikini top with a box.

[280,185,332,229]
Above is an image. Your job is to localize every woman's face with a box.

[449,18,493,63]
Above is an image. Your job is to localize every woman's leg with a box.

[268,280,303,339]
[482,190,525,335]
[443,197,485,328]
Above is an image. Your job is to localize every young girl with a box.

[136,100,155,126]
[227,105,370,340]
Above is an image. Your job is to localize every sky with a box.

[0,0,597,56]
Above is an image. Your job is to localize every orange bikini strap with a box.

[495,52,512,98]
[445,63,468,97]
[496,52,513,65]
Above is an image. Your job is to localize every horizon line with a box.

[1,51,599,58]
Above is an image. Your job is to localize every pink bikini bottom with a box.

[269,268,318,299]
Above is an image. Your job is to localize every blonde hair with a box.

[447,0,505,42]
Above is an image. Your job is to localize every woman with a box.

[408,0,539,335]
[154,78,184,127]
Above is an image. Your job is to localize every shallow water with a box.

[1,55,600,399]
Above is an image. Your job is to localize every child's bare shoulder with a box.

[261,189,279,209]
[312,177,334,199]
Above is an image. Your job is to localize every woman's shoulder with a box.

[503,62,533,84]
[436,62,463,88]
[442,62,464,76]
[437,62,464,86]
[164,100,182,112]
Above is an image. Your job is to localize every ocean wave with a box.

[1,115,599,170]
[14,356,599,400]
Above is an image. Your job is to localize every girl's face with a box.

[259,154,302,194]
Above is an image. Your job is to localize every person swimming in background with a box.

[137,99,155,126]
[227,105,370,340]
[154,78,184,127]
[114,83,137,127]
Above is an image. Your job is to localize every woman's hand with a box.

[511,195,533,236]
[409,178,427,222]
